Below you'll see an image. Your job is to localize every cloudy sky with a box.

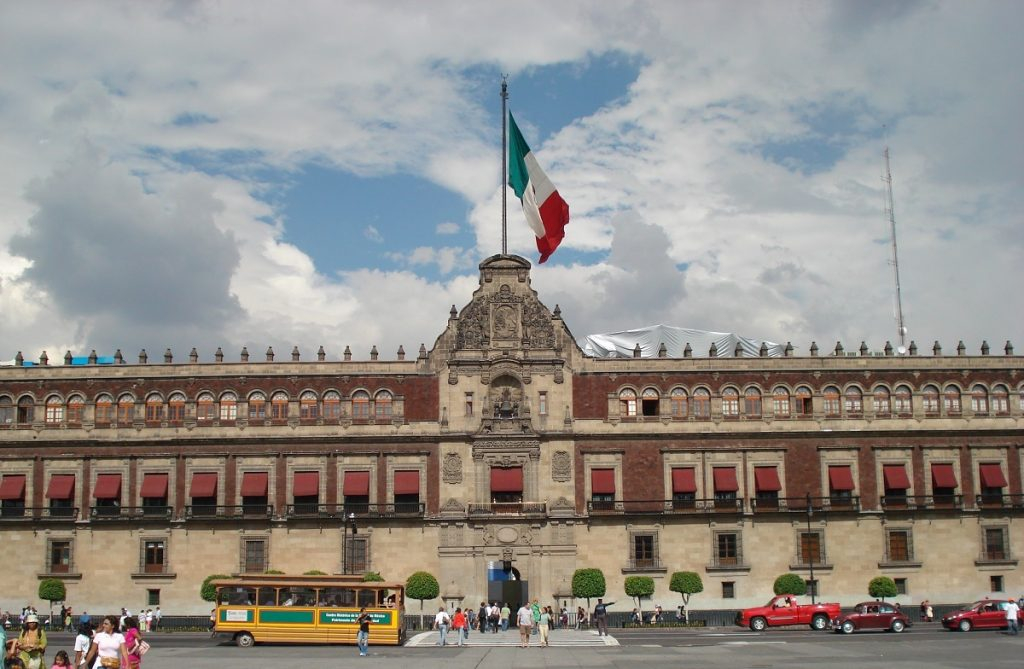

[1,1,1021,364]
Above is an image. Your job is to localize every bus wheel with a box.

[235,632,255,648]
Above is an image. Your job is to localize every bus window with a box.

[278,587,316,606]
[220,586,257,605]
[357,589,377,608]
[321,587,356,607]
[257,587,277,606]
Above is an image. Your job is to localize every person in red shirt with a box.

[452,608,468,647]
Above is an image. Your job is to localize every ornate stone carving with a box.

[552,451,572,482]
[440,498,465,514]
[481,527,495,545]
[442,452,463,484]
[454,282,554,351]
[496,527,519,544]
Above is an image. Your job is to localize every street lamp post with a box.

[343,512,356,574]
[806,492,815,604]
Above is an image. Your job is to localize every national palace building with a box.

[1,254,1022,614]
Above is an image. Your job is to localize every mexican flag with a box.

[508,112,570,264]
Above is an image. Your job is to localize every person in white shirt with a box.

[73,623,92,668]
[1006,599,1020,635]
[87,616,128,669]
[433,607,450,646]
[516,604,533,648]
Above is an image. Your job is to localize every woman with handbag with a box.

[15,614,47,669]
[122,618,146,669]
[85,616,128,669]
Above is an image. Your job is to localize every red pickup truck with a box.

[736,595,842,631]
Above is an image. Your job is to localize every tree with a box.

[572,568,607,610]
[38,578,66,627]
[773,573,808,597]
[669,571,704,624]
[405,571,439,612]
[868,576,898,601]
[362,571,385,582]
[624,576,655,617]
[201,574,231,602]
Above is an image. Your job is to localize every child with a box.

[51,650,71,669]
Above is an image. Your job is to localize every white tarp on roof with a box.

[582,324,787,358]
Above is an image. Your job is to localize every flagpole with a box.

[501,75,508,256]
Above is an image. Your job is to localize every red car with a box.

[832,601,911,633]
[942,599,1023,631]
[736,595,842,631]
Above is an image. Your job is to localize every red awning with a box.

[591,469,615,495]
[979,463,1008,488]
[343,471,370,496]
[190,472,218,498]
[241,472,269,497]
[713,467,738,493]
[46,475,75,500]
[293,471,319,497]
[671,468,697,493]
[828,466,855,491]
[0,474,26,500]
[140,473,169,498]
[490,467,523,493]
[882,464,911,490]
[754,466,782,492]
[93,474,122,500]
[394,470,419,495]
[930,463,958,489]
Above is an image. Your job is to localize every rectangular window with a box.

[538,391,548,416]
[590,468,616,510]
[143,540,166,574]
[147,589,160,606]
[343,471,370,514]
[464,393,473,417]
[828,465,855,506]
[242,538,268,573]
[983,527,1009,561]
[714,531,741,566]
[713,467,738,503]
[806,579,819,598]
[671,467,697,509]
[754,466,781,507]
[886,529,912,562]
[882,464,910,505]
[722,581,735,599]
[0,474,27,517]
[893,578,907,596]
[48,539,72,573]
[798,531,824,565]
[630,533,658,570]
[393,470,420,513]
[346,536,369,573]
[990,575,1004,592]
[979,463,1008,504]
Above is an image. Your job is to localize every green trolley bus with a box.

[213,574,405,647]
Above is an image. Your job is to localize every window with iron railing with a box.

[982,527,1009,561]
[142,539,167,574]
[630,532,659,569]
[48,539,72,573]
[241,538,268,573]
[714,531,741,566]
[886,529,913,562]
[797,531,825,565]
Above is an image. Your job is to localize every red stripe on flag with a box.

[535,191,570,264]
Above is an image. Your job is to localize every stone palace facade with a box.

[1,255,1021,614]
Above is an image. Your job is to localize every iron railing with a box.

[975,494,1024,509]
[880,494,964,510]
[89,505,174,520]
[184,504,274,519]
[468,502,547,516]
[0,506,79,521]
[587,498,745,514]
[284,502,425,518]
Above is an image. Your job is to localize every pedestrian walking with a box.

[593,598,610,636]
[500,603,511,632]
[356,606,371,656]
[516,602,533,647]
[451,608,467,647]
[538,607,551,646]
[433,607,450,646]
[1006,598,1020,635]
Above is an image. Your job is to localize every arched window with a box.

[893,385,912,416]
[145,393,165,423]
[794,386,813,417]
[991,384,1009,415]
[248,391,266,420]
[196,392,216,423]
[45,396,64,425]
[943,385,961,415]
[619,389,637,417]
[374,390,393,419]
[95,394,113,425]
[970,384,989,415]
[922,385,940,415]
[692,388,710,419]
[352,390,370,419]
[744,388,762,418]
[168,392,186,423]
[219,392,238,422]
[722,388,739,417]
[641,388,660,417]
[823,387,841,417]
[17,397,35,425]
[772,387,790,418]
[844,387,863,415]
[117,394,136,424]
[323,391,341,420]
[0,396,12,427]
[270,391,289,420]
[872,387,891,417]
[67,394,85,425]
[670,388,688,418]
[300,391,319,419]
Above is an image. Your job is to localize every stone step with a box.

[405,630,618,647]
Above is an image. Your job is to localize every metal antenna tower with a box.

[883,147,908,352]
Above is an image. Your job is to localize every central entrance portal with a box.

[486,561,528,610]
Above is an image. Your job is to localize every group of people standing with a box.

[1,613,148,669]
[434,598,605,648]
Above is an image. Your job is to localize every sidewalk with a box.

[407,627,617,647]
